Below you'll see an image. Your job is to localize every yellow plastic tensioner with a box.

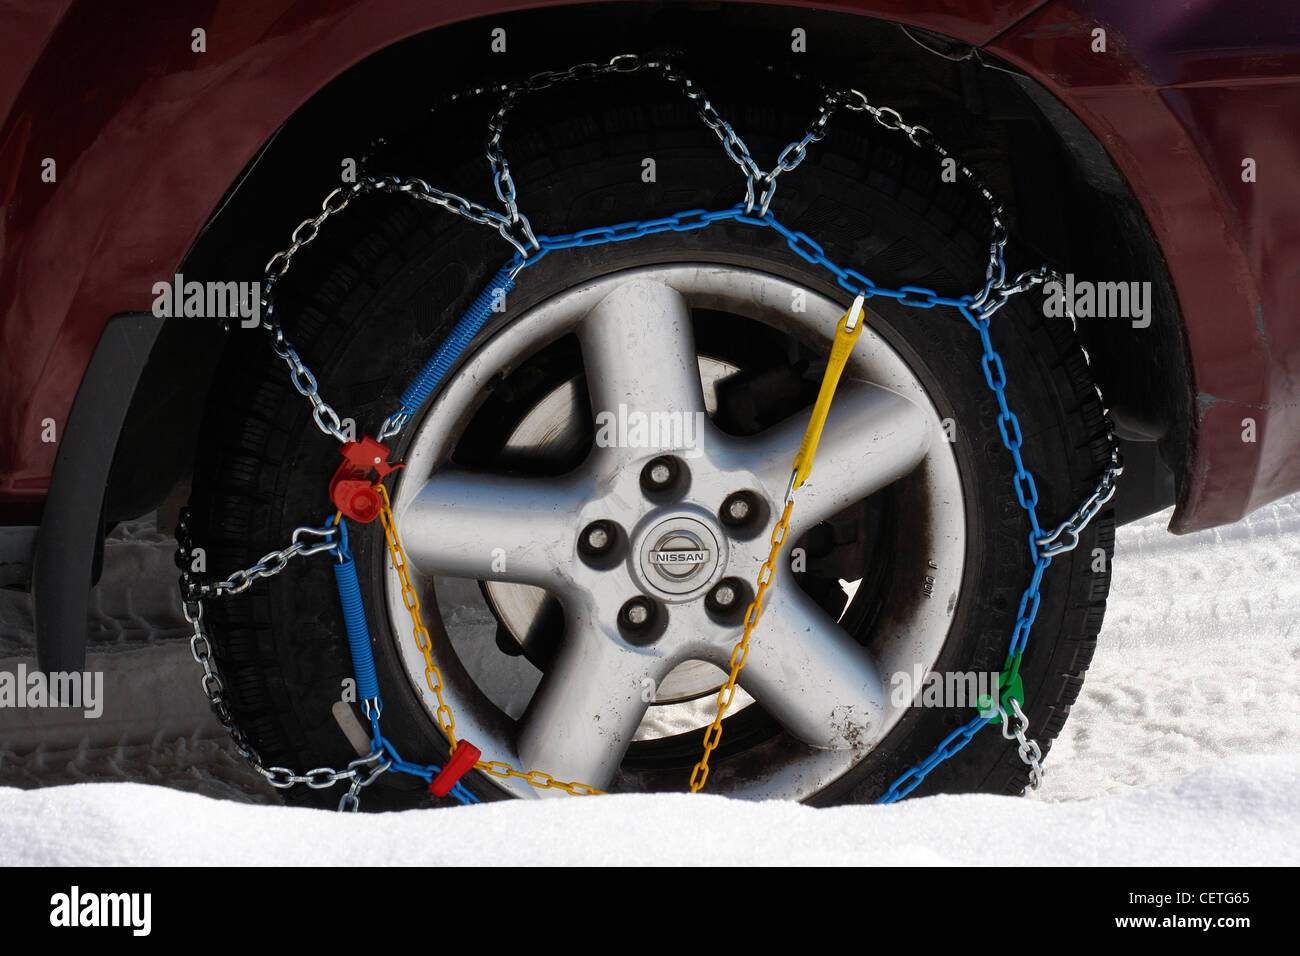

[790,294,866,494]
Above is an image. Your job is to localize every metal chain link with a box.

[756,90,845,214]
[259,183,368,443]
[182,593,390,810]
[480,52,855,236]
[483,58,651,248]
[1031,273,1125,559]
[480,53,770,212]
[998,698,1044,789]
[840,87,1008,309]
[175,509,397,810]
[180,522,341,601]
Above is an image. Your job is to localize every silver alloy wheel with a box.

[385,265,966,799]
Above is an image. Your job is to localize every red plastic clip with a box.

[429,740,481,797]
[329,436,404,523]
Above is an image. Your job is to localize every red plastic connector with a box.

[429,740,482,797]
[329,437,404,523]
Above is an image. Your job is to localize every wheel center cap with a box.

[637,515,723,595]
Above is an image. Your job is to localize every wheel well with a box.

[107,1,1188,527]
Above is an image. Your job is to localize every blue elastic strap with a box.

[396,262,517,418]
[332,521,381,703]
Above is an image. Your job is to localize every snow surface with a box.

[1028,494,1300,803]
[1,756,1296,866]
[0,514,189,657]
[2,496,1298,865]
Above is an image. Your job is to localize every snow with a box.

[1,755,1296,866]
[0,514,188,656]
[1028,494,1300,803]
[2,495,1299,865]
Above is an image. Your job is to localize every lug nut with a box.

[577,520,622,568]
[640,456,680,492]
[619,596,657,631]
[720,491,760,528]
[706,577,751,621]
[582,521,612,553]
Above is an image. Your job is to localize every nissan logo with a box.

[648,548,710,566]
[637,516,724,595]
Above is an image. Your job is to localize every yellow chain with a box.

[689,295,865,793]
[689,498,795,792]
[376,483,460,749]
[475,761,604,796]
[375,482,604,795]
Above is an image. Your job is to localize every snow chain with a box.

[176,52,1122,810]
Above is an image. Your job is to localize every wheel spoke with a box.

[397,470,590,588]
[517,609,672,789]
[735,380,932,531]
[577,278,707,458]
[736,574,888,750]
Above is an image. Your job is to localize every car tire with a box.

[188,81,1114,809]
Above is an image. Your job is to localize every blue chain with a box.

[874,301,1053,804]
[511,203,969,312]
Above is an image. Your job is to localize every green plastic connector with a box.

[979,654,1024,724]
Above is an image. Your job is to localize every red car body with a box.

[1,0,1296,538]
